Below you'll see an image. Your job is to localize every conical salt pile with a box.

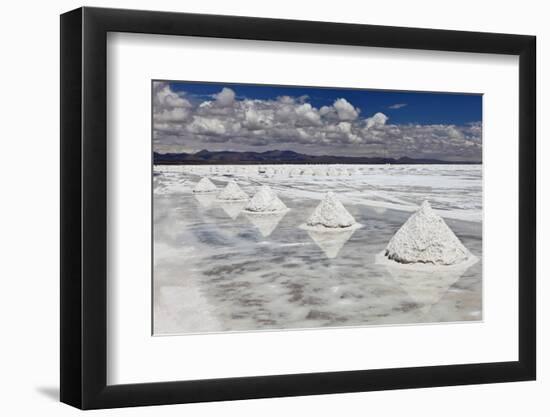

[217,180,248,201]
[244,186,288,214]
[193,177,217,193]
[385,201,472,265]
[305,192,357,229]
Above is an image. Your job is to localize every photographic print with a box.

[152,80,482,336]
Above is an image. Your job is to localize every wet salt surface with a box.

[153,165,482,335]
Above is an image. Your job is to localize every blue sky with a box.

[169,81,482,126]
[153,80,482,161]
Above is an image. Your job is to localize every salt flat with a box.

[153,164,482,335]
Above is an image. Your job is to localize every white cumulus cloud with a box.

[215,87,236,107]
[152,83,482,161]
[333,98,360,121]
[365,112,389,129]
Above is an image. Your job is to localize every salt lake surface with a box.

[153,164,482,335]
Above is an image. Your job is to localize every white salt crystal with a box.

[385,201,473,265]
[217,180,249,201]
[193,177,217,193]
[305,192,357,229]
[245,186,288,213]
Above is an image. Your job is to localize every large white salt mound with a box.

[217,180,249,201]
[244,186,288,213]
[193,177,217,193]
[384,201,472,265]
[305,192,358,229]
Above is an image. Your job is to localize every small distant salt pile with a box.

[327,166,340,177]
[244,186,288,214]
[384,201,473,265]
[217,180,248,201]
[303,192,359,230]
[193,177,217,193]
[289,167,301,177]
[302,167,314,176]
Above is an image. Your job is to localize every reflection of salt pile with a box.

[384,201,473,265]
[303,192,359,230]
[307,228,357,259]
[301,192,361,256]
[383,263,471,316]
[193,177,217,193]
[194,193,217,209]
[243,186,289,237]
[245,211,287,237]
[168,181,187,193]
[220,201,248,220]
[217,180,249,201]
[244,186,288,214]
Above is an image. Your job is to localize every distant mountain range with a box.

[153,149,480,165]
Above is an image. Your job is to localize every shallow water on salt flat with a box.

[153,165,482,335]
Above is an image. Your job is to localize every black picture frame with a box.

[60,6,536,410]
